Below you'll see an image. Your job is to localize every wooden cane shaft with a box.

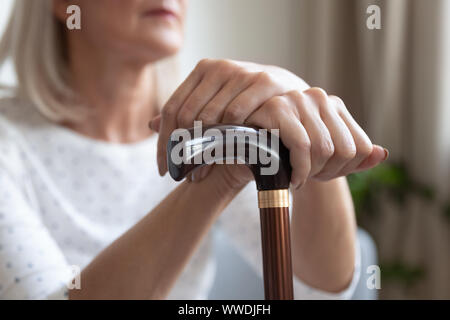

[258,190,293,300]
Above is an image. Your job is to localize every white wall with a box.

[179,0,300,77]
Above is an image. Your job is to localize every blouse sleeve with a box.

[217,183,361,300]
[0,125,73,300]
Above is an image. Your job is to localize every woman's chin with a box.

[137,33,183,61]
[120,39,181,64]
[157,39,183,57]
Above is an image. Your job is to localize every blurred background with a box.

[1,0,449,299]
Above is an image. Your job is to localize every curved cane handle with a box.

[166,124,291,190]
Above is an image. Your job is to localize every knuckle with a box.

[197,110,215,124]
[256,71,275,86]
[212,60,237,79]
[314,138,335,160]
[161,106,176,119]
[335,143,357,161]
[286,90,304,103]
[176,112,192,127]
[285,90,305,115]
[267,96,290,111]
[268,95,286,107]
[329,95,347,112]
[224,104,243,122]
[357,140,373,158]
[217,59,235,71]
[182,98,200,113]
[329,94,344,106]
[293,138,311,153]
[177,104,198,125]
[196,58,213,70]
[233,68,254,83]
[304,87,328,105]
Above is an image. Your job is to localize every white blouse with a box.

[0,97,360,300]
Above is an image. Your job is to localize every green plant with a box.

[347,163,440,217]
[346,163,448,287]
[380,261,425,287]
[443,203,450,221]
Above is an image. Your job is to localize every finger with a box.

[221,72,285,124]
[285,91,334,177]
[353,145,389,172]
[330,95,375,176]
[149,115,161,133]
[304,88,356,180]
[197,70,257,125]
[176,64,234,128]
[247,96,312,189]
[157,62,204,175]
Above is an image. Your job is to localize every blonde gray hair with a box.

[0,0,178,122]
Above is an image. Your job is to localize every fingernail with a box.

[383,148,389,161]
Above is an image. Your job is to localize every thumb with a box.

[355,145,389,172]
[149,115,162,133]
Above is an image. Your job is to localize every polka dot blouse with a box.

[0,97,360,299]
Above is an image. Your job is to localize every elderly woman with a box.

[0,0,387,300]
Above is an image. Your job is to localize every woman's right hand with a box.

[149,59,388,190]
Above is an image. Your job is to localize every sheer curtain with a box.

[293,0,450,299]
[0,0,14,87]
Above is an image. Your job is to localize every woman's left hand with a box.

[151,59,388,189]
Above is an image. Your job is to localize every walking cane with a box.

[166,124,293,300]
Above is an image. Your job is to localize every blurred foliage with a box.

[380,261,426,288]
[347,163,436,218]
[443,203,450,221]
[346,162,449,287]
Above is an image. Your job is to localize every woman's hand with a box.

[150,59,388,189]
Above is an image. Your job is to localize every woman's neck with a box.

[64,35,158,144]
